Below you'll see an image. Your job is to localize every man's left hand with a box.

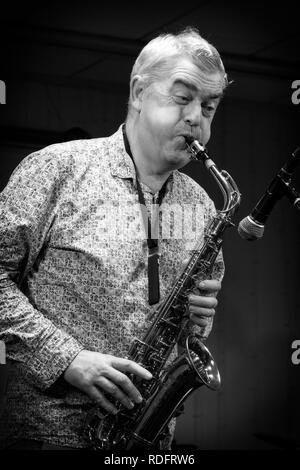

[188,279,221,327]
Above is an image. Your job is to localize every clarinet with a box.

[86,137,241,450]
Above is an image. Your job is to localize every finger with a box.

[104,367,145,404]
[95,376,135,410]
[189,313,212,327]
[88,385,118,415]
[110,357,152,380]
[189,305,216,317]
[198,280,221,293]
[189,294,218,308]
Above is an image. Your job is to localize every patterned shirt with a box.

[0,125,224,448]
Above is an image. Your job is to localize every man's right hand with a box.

[63,350,152,415]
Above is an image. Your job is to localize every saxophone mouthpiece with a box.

[185,136,209,163]
[185,135,195,146]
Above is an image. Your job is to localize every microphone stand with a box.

[276,175,300,213]
[279,146,300,213]
[284,183,300,212]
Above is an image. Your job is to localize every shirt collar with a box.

[108,124,136,181]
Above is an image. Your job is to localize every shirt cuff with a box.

[24,331,84,390]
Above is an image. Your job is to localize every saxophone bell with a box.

[186,336,221,391]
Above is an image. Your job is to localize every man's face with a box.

[135,57,224,170]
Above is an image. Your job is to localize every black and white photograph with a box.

[0,0,299,458]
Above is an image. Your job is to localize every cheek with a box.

[141,93,182,128]
[147,105,181,128]
[201,121,212,145]
[142,107,182,145]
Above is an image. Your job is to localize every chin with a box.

[166,150,190,168]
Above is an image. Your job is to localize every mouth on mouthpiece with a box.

[185,135,194,145]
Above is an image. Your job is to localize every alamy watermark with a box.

[0,341,5,364]
[291,339,300,365]
[291,80,300,105]
[0,80,6,104]
[77,202,206,246]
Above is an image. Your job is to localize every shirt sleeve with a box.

[0,149,84,390]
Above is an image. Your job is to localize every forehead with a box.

[163,57,224,97]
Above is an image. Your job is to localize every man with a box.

[0,27,227,450]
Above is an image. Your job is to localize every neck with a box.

[125,121,172,193]
[137,173,169,194]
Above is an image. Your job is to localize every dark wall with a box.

[180,98,300,449]
[1,5,300,450]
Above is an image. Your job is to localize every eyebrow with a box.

[172,79,224,101]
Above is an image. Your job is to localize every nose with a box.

[183,101,202,127]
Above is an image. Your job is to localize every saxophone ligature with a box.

[86,137,241,450]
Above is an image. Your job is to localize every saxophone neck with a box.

[185,138,241,214]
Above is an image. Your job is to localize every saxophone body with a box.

[86,138,241,450]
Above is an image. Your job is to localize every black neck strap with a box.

[122,124,167,305]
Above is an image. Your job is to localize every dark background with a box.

[1,0,300,450]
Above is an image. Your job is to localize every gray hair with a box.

[128,26,228,108]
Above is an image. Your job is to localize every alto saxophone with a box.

[86,137,241,450]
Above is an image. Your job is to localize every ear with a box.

[130,75,147,112]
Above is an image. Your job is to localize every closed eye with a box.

[203,103,215,111]
[173,94,190,104]
[202,103,216,117]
